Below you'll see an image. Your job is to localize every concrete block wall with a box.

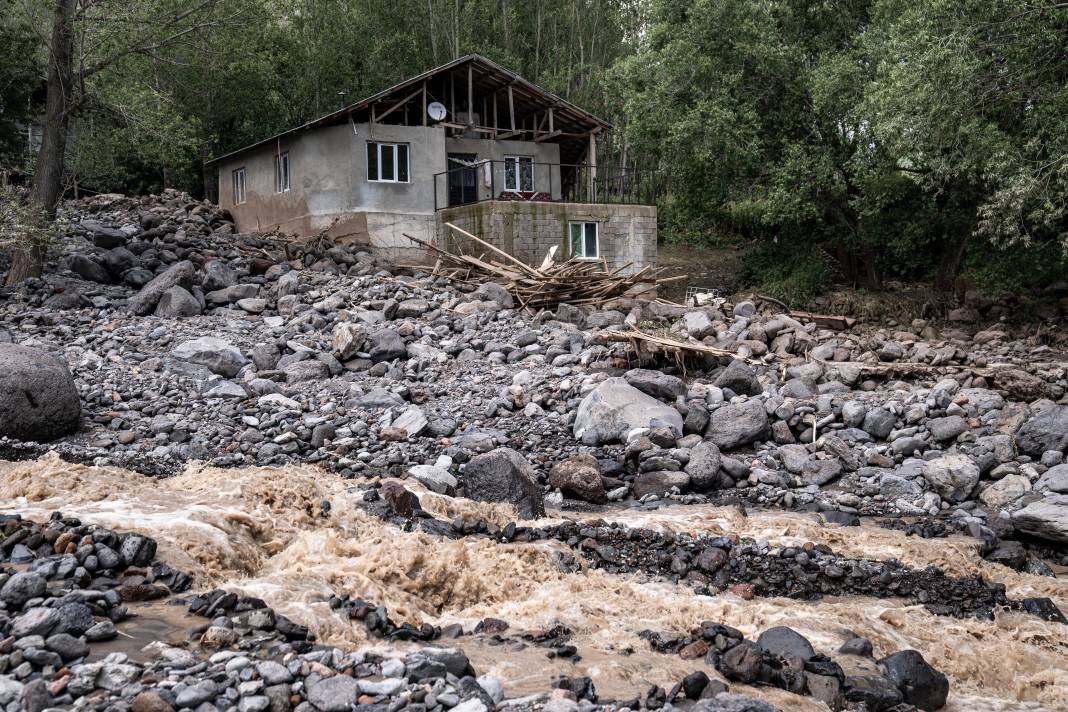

[436,201,657,272]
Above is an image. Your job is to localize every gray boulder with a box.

[548,454,607,504]
[878,650,949,710]
[154,286,202,317]
[128,260,196,315]
[306,675,359,712]
[369,329,406,362]
[624,368,687,401]
[1015,404,1068,456]
[1035,464,1068,493]
[705,400,769,450]
[863,408,897,439]
[573,378,684,445]
[922,455,980,502]
[714,360,761,396]
[0,344,80,441]
[927,415,968,442]
[67,254,110,283]
[633,470,690,498]
[473,282,514,309]
[0,571,46,608]
[202,260,238,291]
[170,337,248,377]
[1012,494,1068,543]
[462,447,544,518]
[685,441,725,490]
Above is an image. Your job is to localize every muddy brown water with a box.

[1,454,1065,711]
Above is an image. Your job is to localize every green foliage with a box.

[0,185,60,253]
[737,240,832,306]
[0,0,43,169]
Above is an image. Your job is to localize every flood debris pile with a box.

[1,191,1068,709]
[642,623,948,712]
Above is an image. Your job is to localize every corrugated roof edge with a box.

[203,54,612,166]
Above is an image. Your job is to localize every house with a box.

[205,55,658,270]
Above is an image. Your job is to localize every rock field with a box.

[1,190,1066,712]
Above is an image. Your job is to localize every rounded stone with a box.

[0,344,81,441]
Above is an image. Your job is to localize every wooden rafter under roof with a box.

[205,54,610,166]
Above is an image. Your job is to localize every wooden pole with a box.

[422,81,427,126]
[588,131,597,200]
[467,64,473,125]
[508,84,515,131]
[492,92,498,137]
[548,107,554,134]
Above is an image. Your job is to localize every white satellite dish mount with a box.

[427,102,447,122]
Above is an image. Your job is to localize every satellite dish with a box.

[427,102,447,121]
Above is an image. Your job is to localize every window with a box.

[503,155,533,192]
[274,152,290,193]
[569,222,599,259]
[367,142,409,182]
[232,168,246,205]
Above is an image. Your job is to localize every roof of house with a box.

[205,54,610,166]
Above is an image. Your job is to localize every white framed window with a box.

[503,155,533,191]
[569,222,599,259]
[367,141,409,182]
[274,152,290,193]
[232,168,246,205]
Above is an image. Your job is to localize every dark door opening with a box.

[447,153,478,206]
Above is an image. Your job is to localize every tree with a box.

[4,0,239,285]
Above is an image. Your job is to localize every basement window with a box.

[503,155,534,191]
[232,168,246,205]
[569,222,599,259]
[367,141,409,183]
[275,152,290,193]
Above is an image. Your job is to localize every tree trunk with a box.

[33,0,76,218]
[936,235,968,292]
[5,0,75,287]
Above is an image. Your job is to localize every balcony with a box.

[433,160,660,211]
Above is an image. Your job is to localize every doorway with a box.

[447,153,478,206]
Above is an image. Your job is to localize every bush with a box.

[0,184,59,260]
[738,239,832,306]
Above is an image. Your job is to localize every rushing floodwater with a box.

[2,454,1065,711]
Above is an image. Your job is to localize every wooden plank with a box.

[377,87,424,123]
[535,130,563,143]
[467,64,473,125]
[508,84,515,130]
[445,222,547,277]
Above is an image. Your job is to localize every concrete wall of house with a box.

[215,126,614,264]
[443,138,561,202]
[217,123,448,260]
[437,201,657,272]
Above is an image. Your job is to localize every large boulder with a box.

[548,454,607,504]
[462,447,544,518]
[1015,404,1068,456]
[128,260,196,315]
[1012,494,1068,543]
[0,344,80,441]
[201,260,238,292]
[154,286,202,317]
[714,360,761,396]
[878,650,949,710]
[623,368,687,401]
[922,455,980,502]
[632,470,690,498]
[332,323,367,360]
[573,378,684,445]
[705,400,769,450]
[685,441,726,490]
[170,337,248,377]
[1035,464,1068,494]
[67,254,110,283]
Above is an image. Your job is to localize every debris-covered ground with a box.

[1,190,1066,712]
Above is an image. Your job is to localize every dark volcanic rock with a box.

[0,343,81,441]
[463,447,545,518]
[878,649,949,710]
[1015,404,1068,457]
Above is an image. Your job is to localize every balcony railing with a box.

[433,160,660,211]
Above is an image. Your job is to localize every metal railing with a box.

[433,160,660,210]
